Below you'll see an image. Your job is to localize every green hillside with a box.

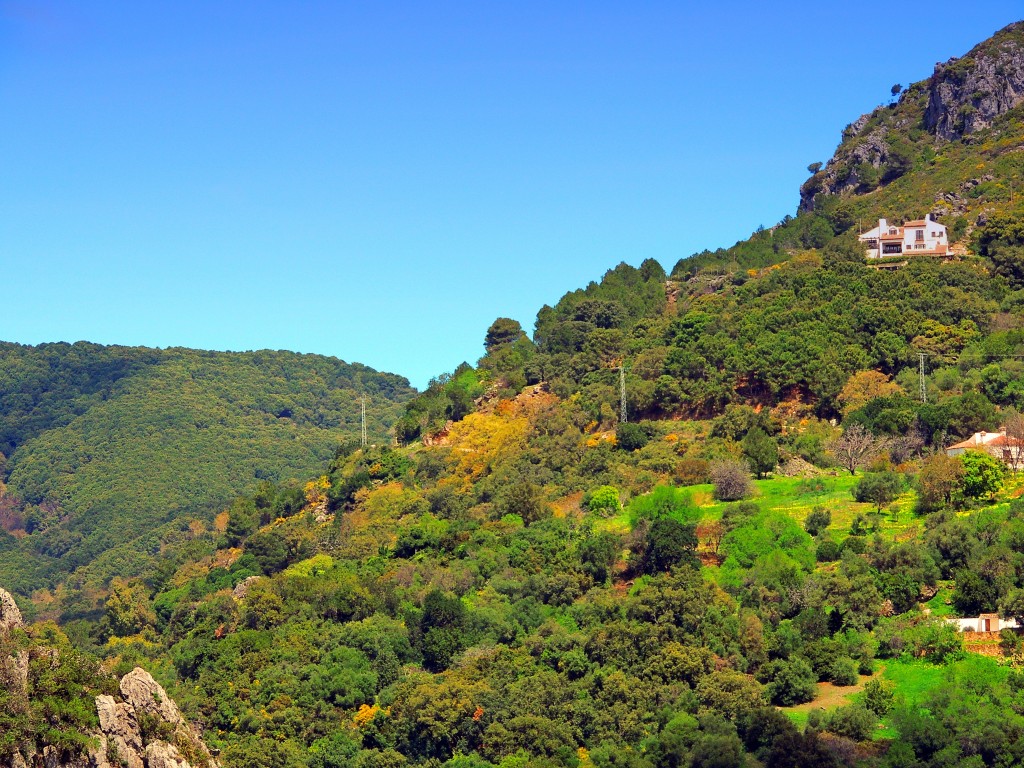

[8,19,1024,768]
[0,342,415,596]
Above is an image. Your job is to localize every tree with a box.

[498,481,550,525]
[247,529,291,574]
[616,422,650,451]
[952,569,997,615]
[999,587,1024,625]
[853,471,904,512]
[419,590,468,671]
[959,450,1004,501]
[916,453,965,512]
[1004,410,1024,471]
[710,460,753,501]
[828,424,883,475]
[644,517,699,574]
[742,428,779,479]
[890,83,902,98]
[837,371,903,418]
[807,162,823,174]
[760,658,817,706]
[484,318,527,353]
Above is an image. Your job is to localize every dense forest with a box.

[0,343,415,597]
[8,19,1024,768]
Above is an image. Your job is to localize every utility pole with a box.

[619,363,627,423]
[361,396,367,447]
[919,353,928,403]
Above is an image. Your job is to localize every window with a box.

[916,229,924,241]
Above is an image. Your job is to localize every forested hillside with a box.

[0,342,415,597]
[9,19,1024,768]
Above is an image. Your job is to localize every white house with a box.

[945,430,1024,470]
[946,614,1019,633]
[858,214,948,260]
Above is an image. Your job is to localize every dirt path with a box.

[782,670,878,715]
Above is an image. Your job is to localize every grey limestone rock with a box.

[144,742,192,768]
[95,694,145,768]
[120,667,185,727]
[0,588,23,632]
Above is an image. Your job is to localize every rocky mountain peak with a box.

[925,21,1024,141]
[800,20,1024,212]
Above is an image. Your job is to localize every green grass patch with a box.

[872,655,1007,738]
[687,474,922,542]
[924,582,956,617]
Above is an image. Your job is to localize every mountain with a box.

[0,342,415,597]
[675,21,1024,277]
[800,21,1024,228]
[10,20,1024,768]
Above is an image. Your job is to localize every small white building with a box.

[858,214,948,260]
[946,614,1019,633]
[945,430,1024,470]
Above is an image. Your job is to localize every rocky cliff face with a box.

[0,586,23,632]
[925,22,1024,141]
[800,21,1024,211]
[0,588,217,768]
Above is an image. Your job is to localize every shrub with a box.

[586,486,621,516]
[816,538,842,562]
[721,502,760,532]
[824,704,877,741]
[828,656,859,686]
[673,457,710,486]
[616,422,651,451]
[842,535,867,555]
[862,678,895,717]
[760,658,817,706]
[711,460,753,502]
[804,506,832,536]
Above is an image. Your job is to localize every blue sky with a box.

[1,2,1021,388]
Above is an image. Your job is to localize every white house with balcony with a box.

[858,214,949,260]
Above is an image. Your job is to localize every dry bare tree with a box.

[1004,410,1024,473]
[828,424,887,475]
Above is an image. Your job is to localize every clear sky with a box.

[2,2,1021,389]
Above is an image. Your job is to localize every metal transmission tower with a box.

[918,353,927,403]
[619,363,627,423]
[360,396,368,447]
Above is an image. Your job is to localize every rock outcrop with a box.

[95,695,145,768]
[0,587,23,632]
[0,658,217,768]
[800,22,1024,211]
[0,588,28,701]
[925,22,1024,141]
